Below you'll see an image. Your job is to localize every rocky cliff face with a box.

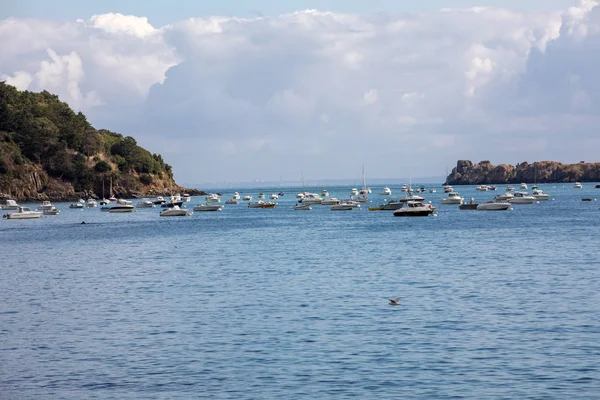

[446,160,600,185]
[0,164,203,202]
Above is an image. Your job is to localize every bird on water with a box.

[389,297,404,306]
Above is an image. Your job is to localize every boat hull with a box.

[477,203,510,211]
[393,210,433,217]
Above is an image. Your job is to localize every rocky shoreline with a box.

[446,160,600,185]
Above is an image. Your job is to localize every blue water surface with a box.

[1,183,599,399]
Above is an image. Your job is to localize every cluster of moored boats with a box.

[1,181,593,219]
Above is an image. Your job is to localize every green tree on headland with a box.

[0,81,177,197]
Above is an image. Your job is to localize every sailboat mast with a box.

[362,164,366,190]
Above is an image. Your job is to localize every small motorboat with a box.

[508,192,535,204]
[248,201,277,209]
[37,201,55,211]
[574,182,583,189]
[321,189,329,197]
[380,187,392,196]
[294,204,312,210]
[160,205,190,216]
[532,189,550,200]
[459,198,479,210]
[69,202,85,209]
[477,201,511,211]
[2,199,21,210]
[233,192,241,200]
[86,198,97,208]
[321,198,341,205]
[270,193,279,199]
[331,203,354,211]
[136,199,155,208]
[225,199,239,204]
[43,207,60,215]
[476,185,488,191]
[3,207,42,219]
[243,195,252,201]
[258,193,266,199]
[108,204,135,213]
[193,203,224,211]
[429,189,436,193]
[582,197,594,202]
[205,194,221,203]
[393,201,436,217]
[520,183,528,189]
[440,192,463,204]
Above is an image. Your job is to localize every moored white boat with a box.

[225,199,239,204]
[321,189,329,197]
[532,189,550,200]
[331,203,355,211]
[380,187,392,196]
[294,203,312,210]
[476,185,488,191]
[37,201,54,211]
[86,198,97,208]
[494,192,514,201]
[350,188,359,196]
[69,202,85,209]
[440,192,463,204]
[193,203,223,211]
[3,206,42,219]
[574,182,583,189]
[43,207,60,215]
[508,192,535,204]
[476,201,511,211]
[393,201,435,217]
[182,194,191,202]
[248,201,277,209]
[258,193,265,199]
[159,205,190,216]
[301,193,323,205]
[321,197,341,205]
[233,192,241,200]
[2,199,20,210]
[270,193,279,199]
[520,183,528,189]
[136,199,155,208]
[108,204,135,213]
[206,193,221,203]
[243,195,252,201]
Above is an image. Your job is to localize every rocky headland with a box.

[0,82,204,202]
[446,160,600,185]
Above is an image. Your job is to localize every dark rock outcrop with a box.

[446,160,600,185]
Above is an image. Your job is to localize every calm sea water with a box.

[1,184,599,399]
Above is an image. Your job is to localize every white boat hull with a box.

[477,202,510,211]
[508,197,535,204]
[193,205,223,211]
[4,212,42,219]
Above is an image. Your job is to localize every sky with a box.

[1,0,599,185]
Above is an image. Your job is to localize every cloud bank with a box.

[1,2,599,183]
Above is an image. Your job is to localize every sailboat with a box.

[296,172,306,199]
[359,165,371,194]
[99,178,110,205]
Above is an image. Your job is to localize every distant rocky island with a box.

[0,82,203,201]
[446,160,600,185]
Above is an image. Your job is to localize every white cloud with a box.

[1,2,599,182]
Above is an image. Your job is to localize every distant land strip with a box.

[446,160,600,185]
